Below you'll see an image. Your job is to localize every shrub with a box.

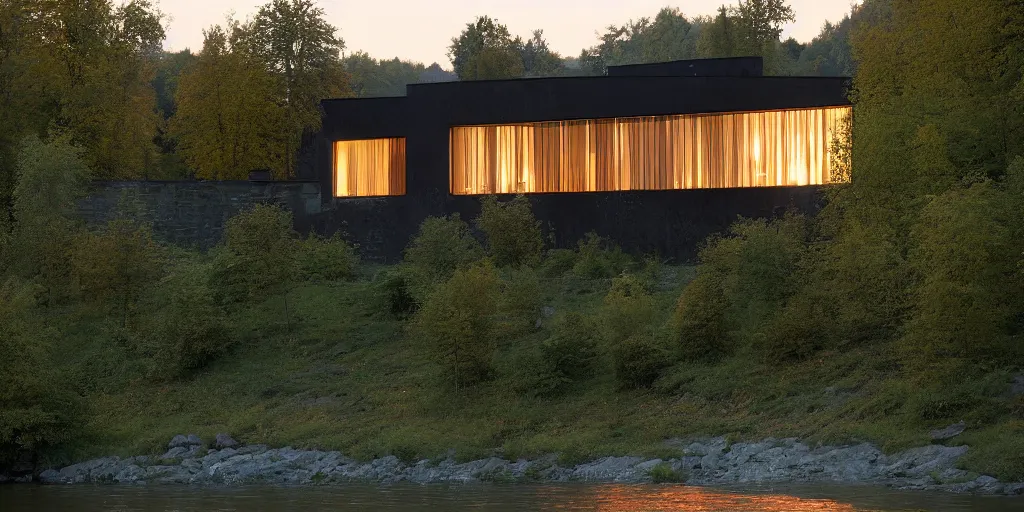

[295,233,359,282]
[404,214,484,281]
[412,261,500,390]
[70,217,163,326]
[902,183,1021,367]
[572,232,627,279]
[475,195,543,267]
[220,204,297,300]
[149,261,232,378]
[602,274,657,343]
[612,331,672,389]
[695,214,807,346]
[0,278,81,467]
[670,270,730,363]
[373,265,421,318]
[648,462,686,483]
[499,266,543,329]
[755,292,827,363]
[540,312,600,387]
[539,248,578,278]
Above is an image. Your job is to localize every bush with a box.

[404,214,484,282]
[0,278,80,468]
[149,261,232,378]
[612,331,672,389]
[475,195,543,267]
[572,232,628,279]
[412,261,500,390]
[902,183,1021,367]
[69,217,163,326]
[219,204,297,300]
[670,270,730,363]
[373,265,421,318]
[755,292,826,363]
[499,266,543,329]
[694,214,807,347]
[295,233,359,282]
[539,249,578,278]
[648,461,686,483]
[602,274,657,343]
[539,312,600,392]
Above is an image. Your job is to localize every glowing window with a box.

[333,138,406,197]
[449,106,851,194]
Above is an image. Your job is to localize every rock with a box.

[160,445,202,461]
[168,434,203,449]
[38,469,61,484]
[542,306,556,318]
[14,475,32,483]
[930,422,966,441]
[214,433,239,450]
[1011,374,1024,397]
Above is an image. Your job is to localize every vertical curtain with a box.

[334,138,407,197]
[449,106,852,195]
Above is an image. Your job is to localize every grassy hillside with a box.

[49,260,1022,482]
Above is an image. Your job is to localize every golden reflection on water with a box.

[554,485,861,512]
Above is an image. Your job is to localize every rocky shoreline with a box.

[7,434,1019,496]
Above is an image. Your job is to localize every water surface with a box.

[2,483,1023,511]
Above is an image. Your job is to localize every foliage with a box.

[373,265,421,318]
[171,24,288,179]
[670,269,730,363]
[70,216,163,326]
[476,195,543,268]
[0,278,80,468]
[499,266,543,329]
[902,183,1021,368]
[404,214,484,282]
[612,331,672,389]
[578,8,700,75]
[219,204,297,300]
[572,232,628,280]
[9,136,90,299]
[539,249,578,278]
[148,261,232,378]
[344,52,454,97]
[602,274,657,344]
[448,16,525,80]
[295,233,359,282]
[238,0,349,177]
[648,461,686,483]
[539,312,600,391]
[412,261,500,390]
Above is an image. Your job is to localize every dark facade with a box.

[306,58,851,263]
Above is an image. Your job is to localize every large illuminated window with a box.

[450,106,851,194]
[333,138,406,197]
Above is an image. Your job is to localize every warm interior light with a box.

[333,138,406,197]
[450,106,851,195]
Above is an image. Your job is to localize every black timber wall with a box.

[305,74,850,262]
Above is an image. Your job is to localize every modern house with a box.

[306,57,852,261]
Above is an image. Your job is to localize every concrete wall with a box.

[79,181,322,250]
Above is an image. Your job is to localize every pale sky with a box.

[159,0,859,67]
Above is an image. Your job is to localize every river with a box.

[2,483,1023,511]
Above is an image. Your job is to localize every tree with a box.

[448,16,524,80]
[9,136,89,299]
[171,24,288,179]
[580,8,700,75]
[344,52,426,97]
[237,0,349,177]
[697,0,795,73]
[518,30,563,77]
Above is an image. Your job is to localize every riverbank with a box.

[23,435,1024,496]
